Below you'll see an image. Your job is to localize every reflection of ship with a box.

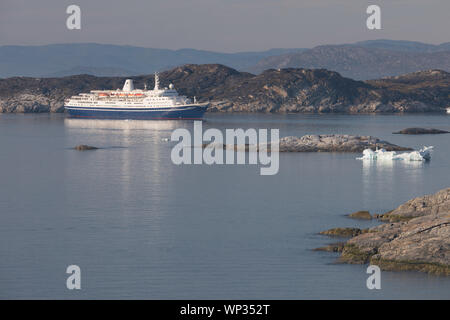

[64,73,208,119]
[64,118,182,131]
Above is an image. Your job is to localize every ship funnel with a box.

[122,79,134,92]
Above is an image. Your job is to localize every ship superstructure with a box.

[64,74,208,119]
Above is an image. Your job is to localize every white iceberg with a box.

[357,146,433,161]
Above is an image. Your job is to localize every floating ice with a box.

[357,146,433,161]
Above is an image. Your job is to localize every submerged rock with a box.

[74,145,98,151]
[393,128,449,135]
[319,188,450,275]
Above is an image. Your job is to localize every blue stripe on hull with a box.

[65,106,207,120]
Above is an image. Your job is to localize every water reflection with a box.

[361,159,425,209]
[361,158,425,170]
[63,118,183,222]
[64,118,184,131]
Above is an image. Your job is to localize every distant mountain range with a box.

[1,64,448,113]
[0,40,449,80]
[249,45,450,80]
[0,43,305,78]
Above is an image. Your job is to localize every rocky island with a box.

[0,64,449,114]
[277,135,411,152]
[318,188,450,276]
[208,134,411,153]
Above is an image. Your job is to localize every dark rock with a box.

[393,128,450,134]
[74,145,98,151]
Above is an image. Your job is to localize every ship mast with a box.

[154,73,160,90]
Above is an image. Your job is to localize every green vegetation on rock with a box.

[340,244,375,264]
[370,257,450,276]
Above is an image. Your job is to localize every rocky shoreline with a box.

[317,188,450,276]
[1,64,449,114]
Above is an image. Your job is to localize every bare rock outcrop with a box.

[319,188,450,275]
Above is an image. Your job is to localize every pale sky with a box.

[0,0,449,52]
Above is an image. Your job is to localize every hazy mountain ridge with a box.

[1,40,449,79]
[0,64,448,114]
[248,45,450,80]
[44,66,138,77]
[353,39,450,53]
[0,43,306,78]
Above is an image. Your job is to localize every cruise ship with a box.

[64,74,208,119]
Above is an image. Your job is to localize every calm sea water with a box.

[0,113,449,299]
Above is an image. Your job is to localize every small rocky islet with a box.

[393,128,450,135]
[318,188,450,276]
[74,144,99,151]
